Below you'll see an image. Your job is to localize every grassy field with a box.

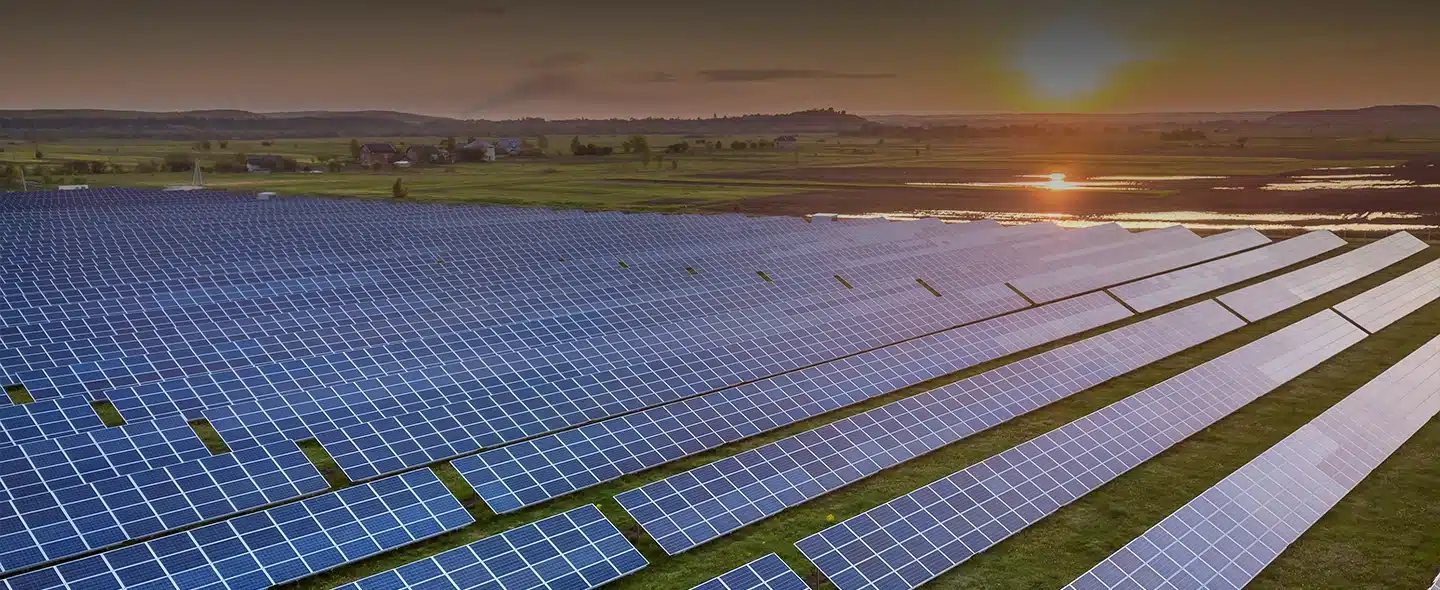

[4,135,1423,213]
[227,241,1435,590]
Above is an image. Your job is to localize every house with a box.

[360,143,398,166]
[245,155,289,173]
[405,144,451,165]
[775,135,800,151]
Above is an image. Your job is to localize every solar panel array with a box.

[692,554,808,590]
[618,300,1243,555]
[1333,258,1440,333]
[4,188,1431,589]
[1066,330,1440,590]
[1218,232,1427,321]
[2,469,474,590]
[795,310,1372,590]
[457,292,1131,515]
[333,504,647,590]
[1010,229,1270,304]
[1109,230,1345,312]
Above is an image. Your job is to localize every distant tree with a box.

[327,159,344,173]
[1,164,16,188]
[34,149,43,160]
[392,178,408,199]
[537,136,549,150]
[621,140,633,154]
[570,136,583,155]
[162,153,194,172]
[136,160,160,174]
[218,140,229,149]
[715,141,723,149]
[1234,137,1250,149]
[731,140,746,150]
[199,140,212,151]
[260,140,273,147]
[665,142,689,154]
[748,141,759,149]
[349,139,363,160]
[628,135,650,153]
[442,136,457,151]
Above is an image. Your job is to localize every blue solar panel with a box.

[618,300,1243,555]
[0,440,327,574]
[692,554,808,590]
[457,292,1132,514]
[794,310,1368,590]
[1,468,474,590]
[0,416,211,500]
[332,504,647,590]
[0,398,104,447]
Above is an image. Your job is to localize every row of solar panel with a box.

[791,237,1434,590]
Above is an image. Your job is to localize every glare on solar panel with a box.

[794,309,1369,590]
[1218,232,1427,322]
[1065,332,1440,590]
[1109,231,1345,312]
[1333,257,1440,333]
[616,300,1241,555]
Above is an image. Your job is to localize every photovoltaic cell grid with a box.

[795,310,1369,590]
[0,441,327,574]
[333,504,647,590]
[1218,232,1427,322]
[457,291,1130,515]
[618,300,1243,555]
[1066,332,1440,590]
[1333,257,1440,333]
[0,416,211,502]
[1,467,474,590]
[691,554,808,590]
[1109,231,1346,313]
[0,398,105,447]
[1010,229,1270,304]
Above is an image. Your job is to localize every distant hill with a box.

[1266,105,1440,128]
[0,108,870,139]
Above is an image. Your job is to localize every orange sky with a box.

[5,0,1437,118]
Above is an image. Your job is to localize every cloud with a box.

[698,69,898,82]
[472,71,585,112]
[527,52,591,70]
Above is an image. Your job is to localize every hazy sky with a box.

[6,0,1437,118]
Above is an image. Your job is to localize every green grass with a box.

[91,400,126,426]
[4,384,33,405]
[187,420,232,455]
[282,244,1440,590]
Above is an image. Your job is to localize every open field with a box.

[7,135,1439,220]
[268,242,1440,590]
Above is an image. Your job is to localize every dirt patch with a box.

[715,186,1440,217]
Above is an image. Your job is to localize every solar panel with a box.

[1065,332,1440,590]
[0,416,211,501]
[794,309,1369,590]
[0,398,104,447]
[618,300,1242,555]
[1218,232,1427,322]
[1,468,475,590]
[692,554,809,590]
[1010,229,1270,304]
[1109,231,1346,312]
[0,440,327,574]
[456,292,1130,515]
[1333,258,1440,333]
[331,504,647,590]
[1432,570,1440,590]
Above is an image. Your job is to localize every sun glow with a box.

[1012,17,1139,104]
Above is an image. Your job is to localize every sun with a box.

[1012,18,1138,104]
